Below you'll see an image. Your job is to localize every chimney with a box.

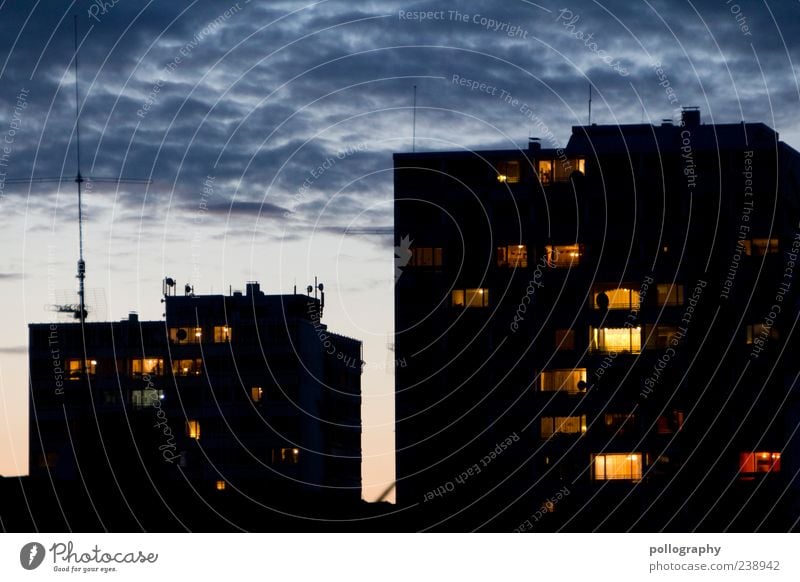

[245,281,261,296]
[681,107,700,127]
[528,138,541,152]
[128,312,139,323]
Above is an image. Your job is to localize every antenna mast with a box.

[588,84,592,125]
[412,85,416,152]
[73,15,87,326]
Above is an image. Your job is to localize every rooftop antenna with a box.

[412,84,417,152]
[73,15,87,327]
[588,84,592,125]
[6,15,151,326]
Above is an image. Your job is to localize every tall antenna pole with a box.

[73,15,86,327]
[412,84,416,152]
[588,84,592,125]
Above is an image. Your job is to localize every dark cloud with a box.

[0,0,799,238]
[0,345,27,354]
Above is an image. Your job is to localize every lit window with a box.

[186,420,201,440]
[131,358,164,377]
[539,158,585,183]
[605,413,635,435]
[657,284,684,306]
[545,244,583,268]
[66,359,97,380]
[590,327,641,353]
[131,389,165,410]
[169,327,202,344]
[554,329,575,350]
[537,160,552,184]
[409,247,443,267]
[172,358,203,376]
[213,326,232,343]
[451,288,489,308]
[216,480,227,491]
[541,415,587,437]
[747,238,779,256]
[497,245,528,268]
[644,325,680,349]
[656,410,685,434]
[496,160,521,184]
[554,158,585,181]
[539,368,587,394]
[746,324,779,344]
[592,285,640,310]
[251,386,263,402]
[592,453,643,481]
[739,452,781,476]
[273,447,300,465]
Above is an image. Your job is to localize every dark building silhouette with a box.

[11,281,363,531]
[394,110,800,531]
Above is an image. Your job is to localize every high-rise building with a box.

[20,281,362,530]
[394,109,800,531]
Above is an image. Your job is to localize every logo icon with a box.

[20,542,46,570]
[394,234,413,283]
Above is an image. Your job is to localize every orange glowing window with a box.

[186,420,201,440]
[539,368,587,394]
[739,451,781,474]
[545,244,583,268]
[497,245,528,268]
[451,288,489,308]
[592,453,643,481]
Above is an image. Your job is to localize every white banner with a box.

[1,533,798,581]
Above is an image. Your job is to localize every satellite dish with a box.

[176,328,188,341]
[596,291,609,311]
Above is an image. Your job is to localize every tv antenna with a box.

[6,15,150,326]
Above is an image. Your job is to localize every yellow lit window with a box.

[452,288,489,308]
[644,325,680,349]
[739,451,781,475]
[540,415,586,437]
[496,160,521,184]
[590,327,641,353]
[537,160,552,184]
[592,453,643,481]
[172,358,203,377]
[251,386,263,402]
[66,358,97,380]
[657,283,684,306]
[539,368,587,394]
[592,285,640,310]
[213,325,232,343]
[497,245,528,268]
[169,327,203,344]
[216,480,227,491]
[748,238,779,256]
[554,329,575,350]
[409,247,443,267]
[131,358,164,377]
[746,324,779,344]
[273,447,300,465]
[545,244,583,268]
[186,420,201,440]
[131,389,164,409]
[605,413,635,435]
[553,158,584,181]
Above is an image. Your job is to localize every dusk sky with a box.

[1,0,799,502]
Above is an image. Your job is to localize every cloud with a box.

[0,345,27,354]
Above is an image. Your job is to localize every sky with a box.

[1,0,799,503]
